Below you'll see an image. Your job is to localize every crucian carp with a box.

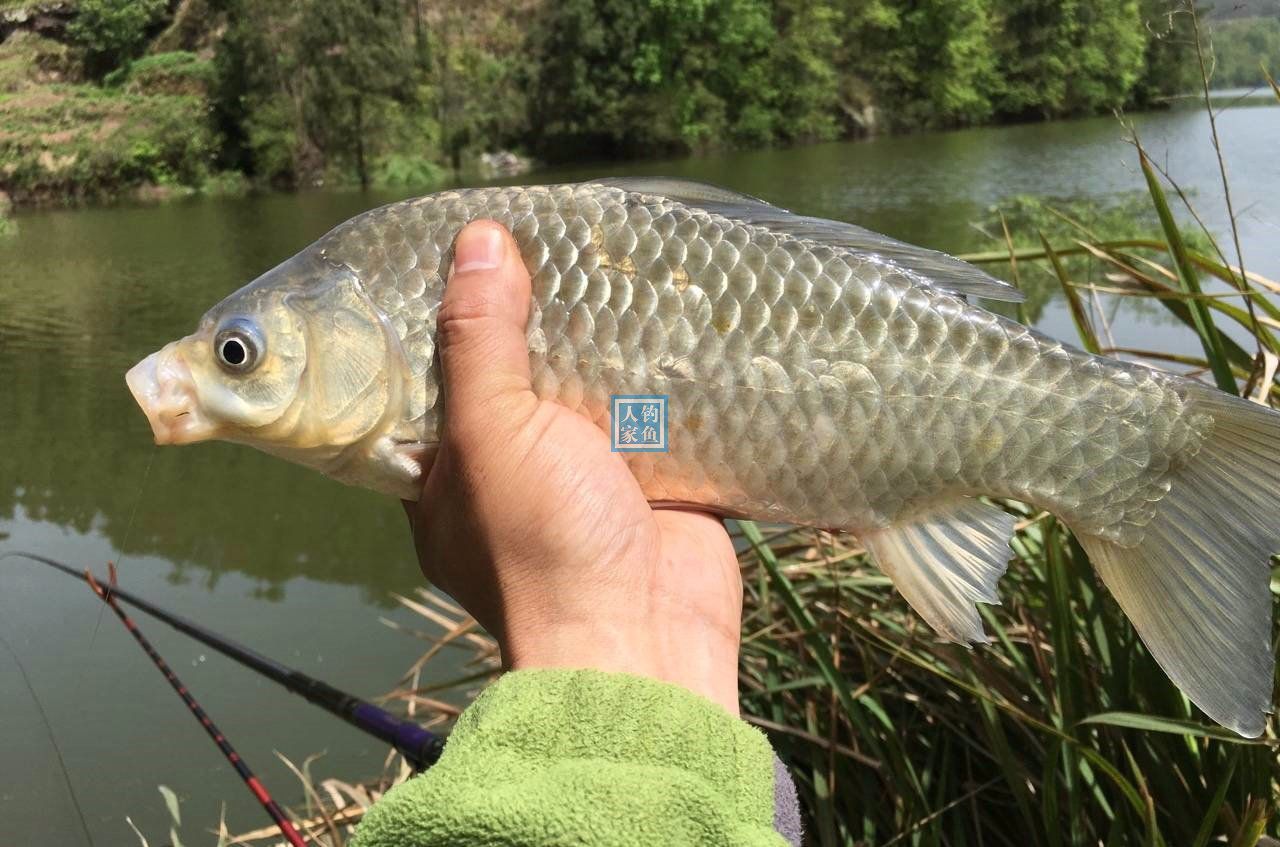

[126,179,1280,737]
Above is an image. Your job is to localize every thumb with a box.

[436,220,536,429]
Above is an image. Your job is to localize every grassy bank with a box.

[0,28,233,205]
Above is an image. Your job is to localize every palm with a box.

[412,396,742,657]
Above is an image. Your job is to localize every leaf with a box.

[1039,232,1099,354]
[215,805,231,847]
[1231,798,1270,847]
[1138,148,1237,394]
[1191,751,1238,847]
[1249,351,1279,406]
[124,816,150,847]
[157,785,181,827]
[1078,712,1269,743]
[1265,65,1280,103]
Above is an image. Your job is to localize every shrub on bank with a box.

[105,50,214,96]
[0,85,214,204]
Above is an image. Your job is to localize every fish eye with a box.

[213,320,264,374]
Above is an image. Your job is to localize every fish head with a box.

[127,248,402,469]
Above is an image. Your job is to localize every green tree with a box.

[760,0,844,143]
[213,0,422,187]
[299,0,417,188]
[839,0,1000,130]
[425,0,528,170]
[529,0,778,156]
[210,0,310,185]
[68,0,167,78]
[994,0,1146,118]
[1132,0,1199,104]
[1211,17,1280,87]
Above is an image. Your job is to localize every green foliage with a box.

[529,0,774,155]
[428,0,528,169]
[994,0,1148,118]
[1211,17,1280,88]
[109,51,213,96]
[734,510,1278,844]
[0,86,213,203]
[199,169,249,196]
[0,0,1215,204]
[1133,0,1201,104]
[0,31,76,93]
[0,191,13,237]
[208,0,300,185]
[841,0,1001,130]
[212,0,419,187]
[372,152,444,190]
[67,0,167,78]
[297,0,416,187]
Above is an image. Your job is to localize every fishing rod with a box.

[4,552,446,771]
[83,563,310,847]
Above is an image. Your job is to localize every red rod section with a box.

[86,566,310,847]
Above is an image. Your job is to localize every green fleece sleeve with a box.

[350,669,788,846]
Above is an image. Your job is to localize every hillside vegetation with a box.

[0,0,1246,207]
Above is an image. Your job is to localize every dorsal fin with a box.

[590,176,1023,303]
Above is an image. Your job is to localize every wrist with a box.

[502,617,741,715]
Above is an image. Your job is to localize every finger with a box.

[437,220,536,426]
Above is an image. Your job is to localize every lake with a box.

[2,99,1277,844]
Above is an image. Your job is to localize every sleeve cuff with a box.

[352,668,786,846]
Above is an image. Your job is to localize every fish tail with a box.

[1075,385,1279,737]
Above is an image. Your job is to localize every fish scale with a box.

[127,178,1280,736]
[316,182,1195,541]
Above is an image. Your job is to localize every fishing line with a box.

[87,452,154,655]
[0,628,95,847]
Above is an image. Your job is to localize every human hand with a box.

[403,221,744,714]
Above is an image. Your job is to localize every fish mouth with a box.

[125,345,217,445]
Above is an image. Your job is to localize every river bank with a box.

[5,0,1272,211]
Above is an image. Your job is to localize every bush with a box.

[372,152,444,190]
[0,86,214,203]
[108,51,214,96]
[0,31,77,93]
[200,169,249,196]
[68,0,167,78]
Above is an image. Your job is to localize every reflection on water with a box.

[0,100,1277,842]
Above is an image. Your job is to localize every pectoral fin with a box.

[862,499,1016,644]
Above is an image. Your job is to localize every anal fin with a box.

[862,499,1016,645]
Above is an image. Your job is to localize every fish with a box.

[125,178,1280,736]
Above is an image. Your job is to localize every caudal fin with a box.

[1077,387,1279,737]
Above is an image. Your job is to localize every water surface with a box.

[1,101,1277,844]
